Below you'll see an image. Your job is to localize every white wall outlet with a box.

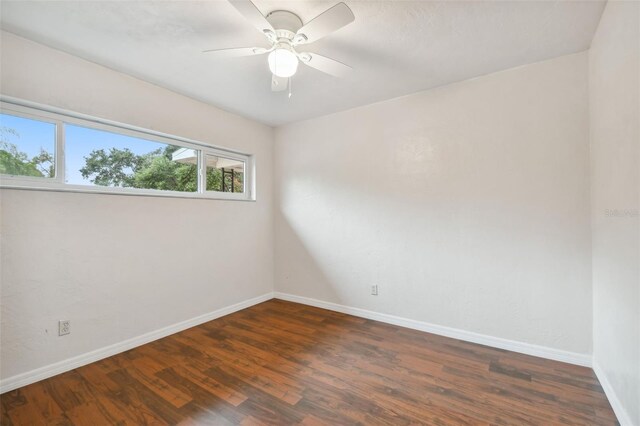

[58,320,70,336]
[371,285,378,296]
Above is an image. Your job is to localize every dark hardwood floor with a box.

[1,299,617,425]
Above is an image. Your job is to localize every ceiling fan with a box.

[204,0,355,93]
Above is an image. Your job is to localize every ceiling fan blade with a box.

[228,0,275,39]
[271,74,288,92]
[294,2,354,44]
[202,47,268,58]
[299,52,352,78]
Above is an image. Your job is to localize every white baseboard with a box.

[274,292,592,367]
[0,292,274,394]
[1,291,598,402]
[593,360,635,426]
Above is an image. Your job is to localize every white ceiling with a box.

[1,0,605,126]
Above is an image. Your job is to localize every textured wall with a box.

[589,1,640,423]
[0,32,274,381]
[274,52,592,354]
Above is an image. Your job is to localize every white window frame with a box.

[0,97,255,201]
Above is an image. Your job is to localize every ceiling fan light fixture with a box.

[268,47,298,78]
[207,0,355,90]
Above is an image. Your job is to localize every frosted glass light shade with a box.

[268,48,298,78]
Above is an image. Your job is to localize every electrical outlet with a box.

[371,285,378,296]
[59,320,70,336]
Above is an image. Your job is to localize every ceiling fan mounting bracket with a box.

[298,52,312,63]
[265,10,303,35]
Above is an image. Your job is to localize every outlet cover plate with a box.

[59,320,70,336]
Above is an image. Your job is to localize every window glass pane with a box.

[65,124,198,192]
[0,113,56,178]
[205,154,245,193]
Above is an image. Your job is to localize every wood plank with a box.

[0,299,618,425]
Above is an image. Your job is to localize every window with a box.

[66,125,197,192]
[0,112,56,179]
[205,153,245,193]
[0,99,253,200]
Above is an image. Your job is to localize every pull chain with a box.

[288,77,292,99]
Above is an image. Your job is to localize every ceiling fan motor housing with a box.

[266,10,303,41]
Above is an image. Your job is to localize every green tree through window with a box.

[79,145,243,192]
[0,126,55,178]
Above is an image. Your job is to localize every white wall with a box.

[275,52,592,355]
[589,1,640,424]
[0,32,274,382]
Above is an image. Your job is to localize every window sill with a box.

[0,179,256,202]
